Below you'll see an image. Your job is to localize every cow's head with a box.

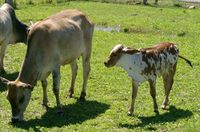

[0,77,33,123]
[104,44,139,67]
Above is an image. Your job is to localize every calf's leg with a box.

[68,60,78,98]
[128,80,138,115]
[149,80,158,113]
[161,64,176,109]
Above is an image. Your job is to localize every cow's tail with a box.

[178,55,193,67]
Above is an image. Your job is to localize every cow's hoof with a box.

[79,96,86,102]
[154,109,159,114]
[79,92,86,102]
[57,107,63,115]
[0,69,6,74]
[11,118,19,124]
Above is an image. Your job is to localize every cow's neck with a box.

[116,54,134,70]
[14,21,28,44]
[17,55,38,86]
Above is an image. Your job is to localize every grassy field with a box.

[0,1,200,131]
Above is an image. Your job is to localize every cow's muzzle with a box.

[11,118,20,123]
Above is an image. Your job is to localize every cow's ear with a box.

[20,83,33,91]
[0,77,10,85]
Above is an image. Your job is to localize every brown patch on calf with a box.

[141,52,157,75]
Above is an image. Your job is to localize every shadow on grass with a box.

[12,100,110,130]
[119,106,193,130]
[0,72,19,92]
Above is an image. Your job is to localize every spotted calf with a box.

[104,42,192,115]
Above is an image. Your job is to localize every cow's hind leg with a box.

[68,60,78,98]
[80,54,90,101]
[79,26,93,101]
[52,66,62,113]
[161,64,176,109]
[149,80,158,113]
[41,80,48,108]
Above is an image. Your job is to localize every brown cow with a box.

[104,42,192,115]
[0,9,94,122]
[0,3,28,73]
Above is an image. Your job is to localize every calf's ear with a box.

[0,77,10,85]
[122,47,139,54]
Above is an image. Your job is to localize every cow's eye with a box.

[19,96,25,104]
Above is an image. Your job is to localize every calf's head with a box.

[0,77,33,123]
[104,44,139,67]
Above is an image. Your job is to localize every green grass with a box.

[0,1,200,131]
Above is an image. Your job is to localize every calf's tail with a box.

[178,55,193,67]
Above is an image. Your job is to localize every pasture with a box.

[0,0,200,131]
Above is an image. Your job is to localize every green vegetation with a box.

[0,1,200,131]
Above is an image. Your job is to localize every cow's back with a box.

[47,9,93,30]
[0,4,13,42]
[47,9,94,47]
[27,17,84,75]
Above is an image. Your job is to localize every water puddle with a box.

[95,25,121,32]
[94,25,148,34]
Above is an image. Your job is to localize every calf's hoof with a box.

[128,111,134,116]
[128,108,133,116]
[42,103,49,109]
[67,93,73,98]
[161,104,168,110]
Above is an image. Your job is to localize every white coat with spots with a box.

[104,42,192,115]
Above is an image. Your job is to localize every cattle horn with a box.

[0,77,9,84]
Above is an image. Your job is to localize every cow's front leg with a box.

[52,66,62,113]
[41,80,48,108]
[0,41,8,73]
[128,80,138,115]
[149,79,158,113]
[68,60,78,98]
